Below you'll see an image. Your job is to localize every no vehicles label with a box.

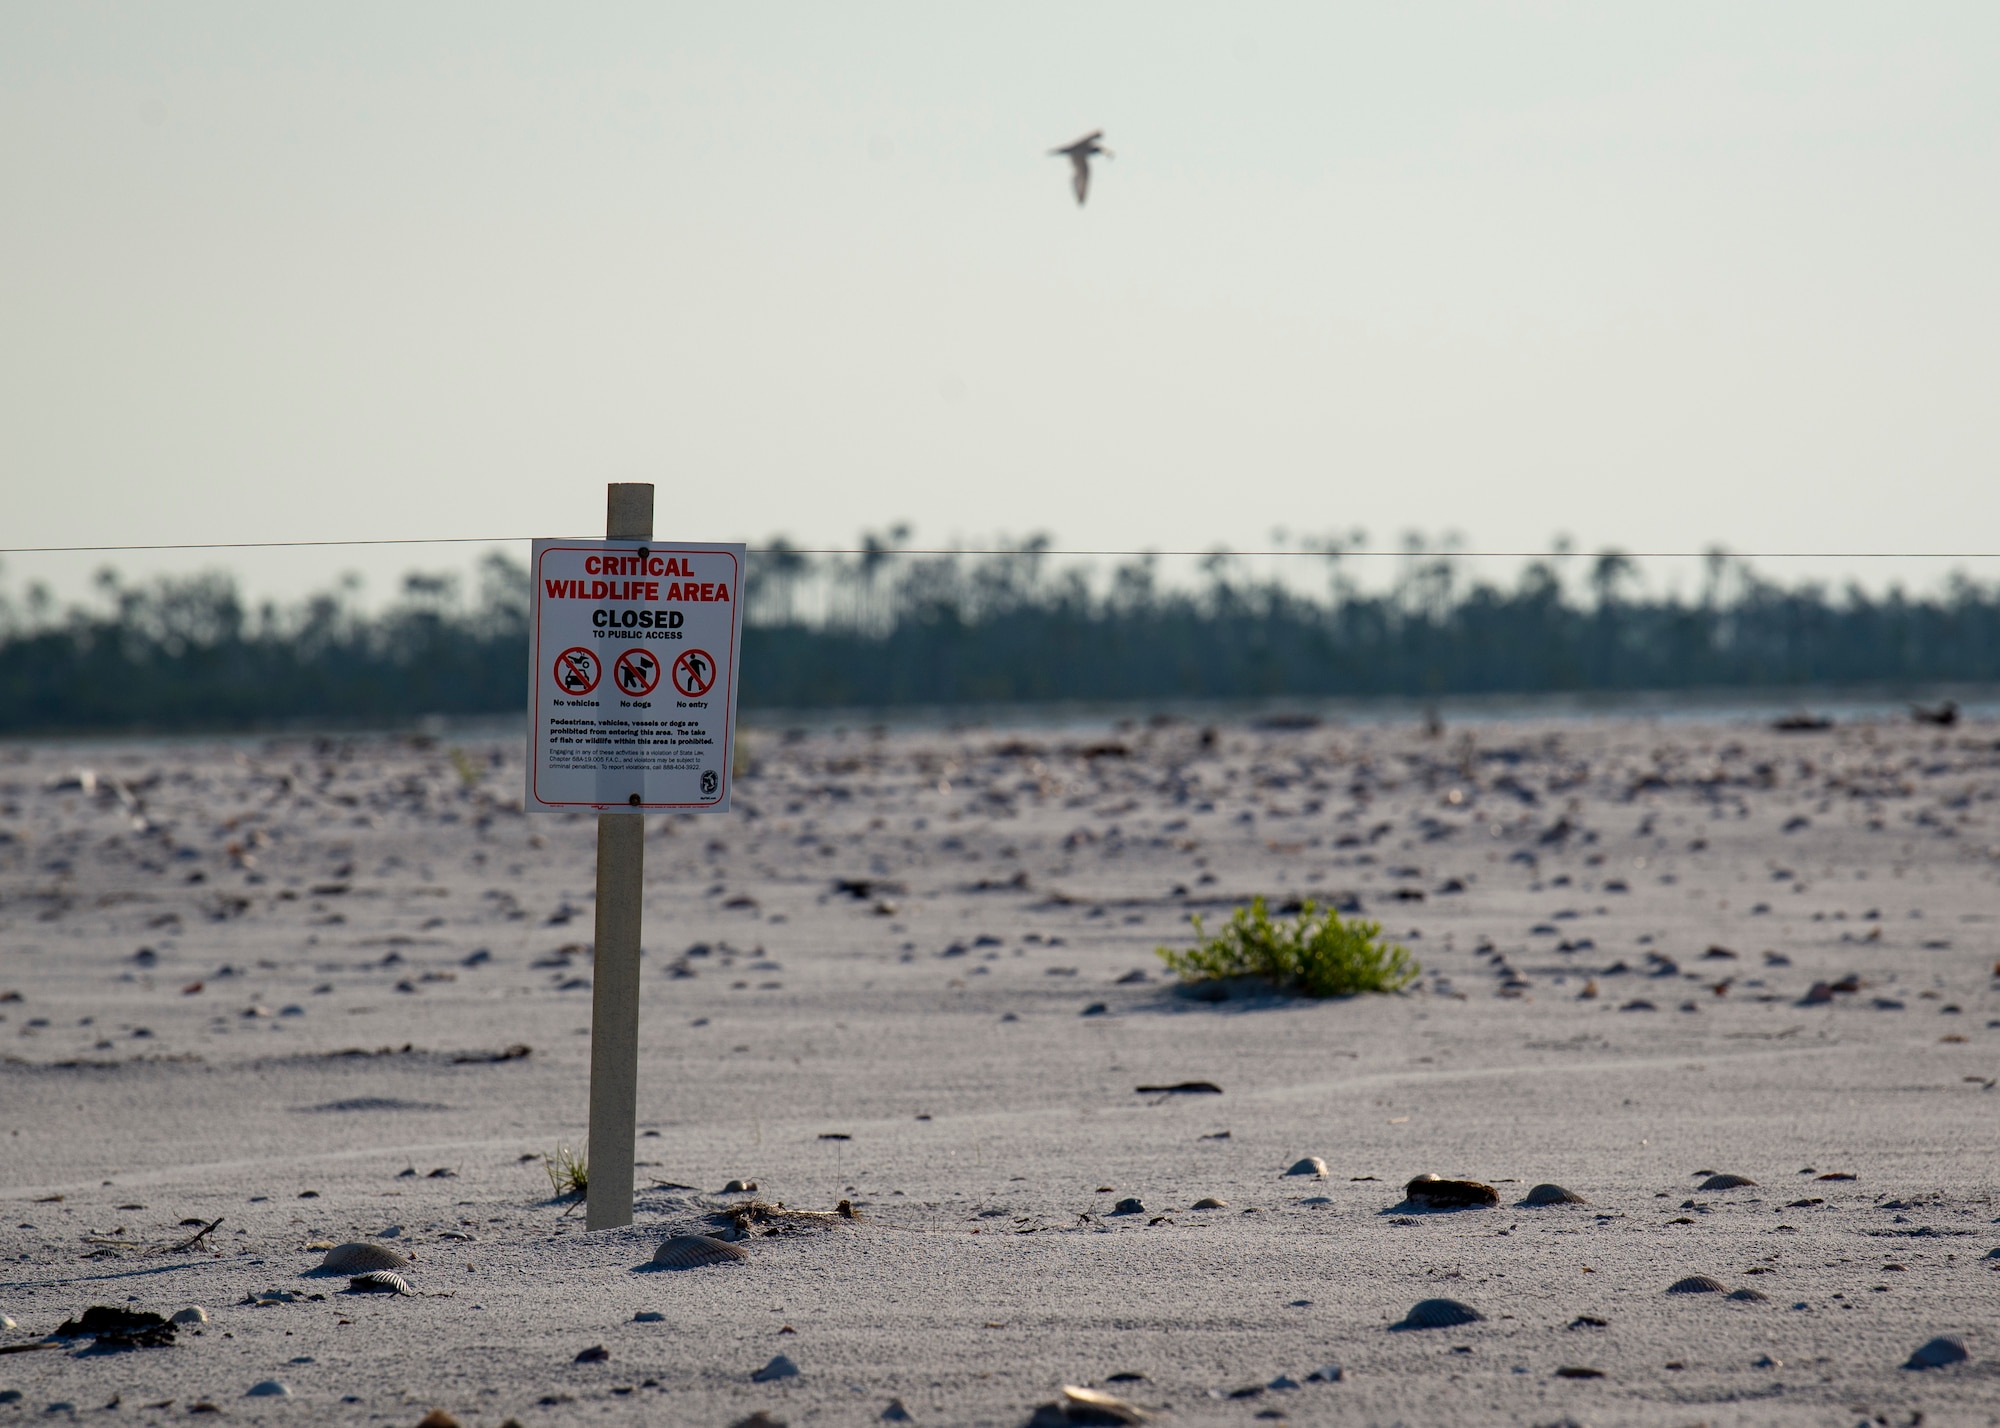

[527,539,746,812]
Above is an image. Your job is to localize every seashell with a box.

[751,1353,799,1382]
[1523,1184,1588,1206]
[1190,1197,1228,1209]
[575,1345,609,1363]
[723,1179,758,1193]
[1727,1288,1768,1302]
[1698,1174,1756,1190]
[1905,1335,1969,1370]
[1110,1198,1145,1215]
[881,1399,913,1421]
[317,1242,411,1275]
[728,1416,787,1428]
[1305,1364,1342,1382]
[170,1306,208,1324]
[1057,1384,1147,1423]
[634,1310,666,1322]
[1404,1174,1498,1209]
[1666,1275,1729,1295]
[1392,1298,1483,1330]
[346,1271,412,1295]
[245,1380,290,1398]
[1554,1366,1604,1379]
[1984,1247,2000,1260]
[1285,1157,1328,1178]
[415,1413,461,1428]
[653,1234,751,1269]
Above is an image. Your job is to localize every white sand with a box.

[2,714,1997,1425]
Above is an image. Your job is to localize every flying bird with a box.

[1050,130,1112,205]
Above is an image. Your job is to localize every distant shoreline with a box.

[5,680,1995,747]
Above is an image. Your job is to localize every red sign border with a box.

[529,542,743,812]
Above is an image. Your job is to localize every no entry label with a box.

[526,539,746,812]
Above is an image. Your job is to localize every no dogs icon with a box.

[671,648,718,698]
[553,647,601,695]
[613,648,662,698]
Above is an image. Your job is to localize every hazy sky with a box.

[5,2,1999,608]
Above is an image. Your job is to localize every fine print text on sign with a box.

[527,539,746,812]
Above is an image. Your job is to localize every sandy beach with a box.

[3,713,1997,1426]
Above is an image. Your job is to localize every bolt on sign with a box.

[527,539,747,811]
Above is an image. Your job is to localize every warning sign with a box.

[526,539,747,812]
[613,647,663,698]
[671,648,717,699]
[554,647,602,696]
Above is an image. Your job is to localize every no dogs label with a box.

[526,539,746,812]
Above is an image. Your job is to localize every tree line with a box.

[1,540,1995,733]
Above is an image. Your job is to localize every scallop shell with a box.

[651,1234,751,1270]
[1522,1183,1588,1206]
[1697,1173,1756,1190]
[1285,1157,1328,1178]
[347,1271,412,1295]
[1727,1288,1768,1302]
[1190,1197,1228,1209]
[170,1306,209,1325]
[1393,1297,1484,1330]
[1666,1275,1729,1295]
[317,1242,411,1274]
[1905,1335,1969,1370]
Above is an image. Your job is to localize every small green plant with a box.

[542,1144,588,1199]
[448,746,485,788]
[1157,896,1419,998]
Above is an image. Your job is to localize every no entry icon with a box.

[554,646,602,695]
[613,647,662,698]
[671,648,718,698]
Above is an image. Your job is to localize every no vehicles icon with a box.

[671,648,718,699]
[554,647,601,695]
[613,648,662,698]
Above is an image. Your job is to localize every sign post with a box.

[525,483,746,1231]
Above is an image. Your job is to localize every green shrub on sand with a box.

[1157,897,1420,998]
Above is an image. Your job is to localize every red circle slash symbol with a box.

[671,648,718,699]
[554,646,601,695]
[613,648,663,698]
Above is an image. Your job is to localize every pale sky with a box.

[4,2,1999,610]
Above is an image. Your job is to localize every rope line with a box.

[4,538,1999,560]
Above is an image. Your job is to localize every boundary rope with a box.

[3,538,1998,560]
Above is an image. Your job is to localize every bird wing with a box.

[1050,129,1104,156]
[1071,153,1090,204]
